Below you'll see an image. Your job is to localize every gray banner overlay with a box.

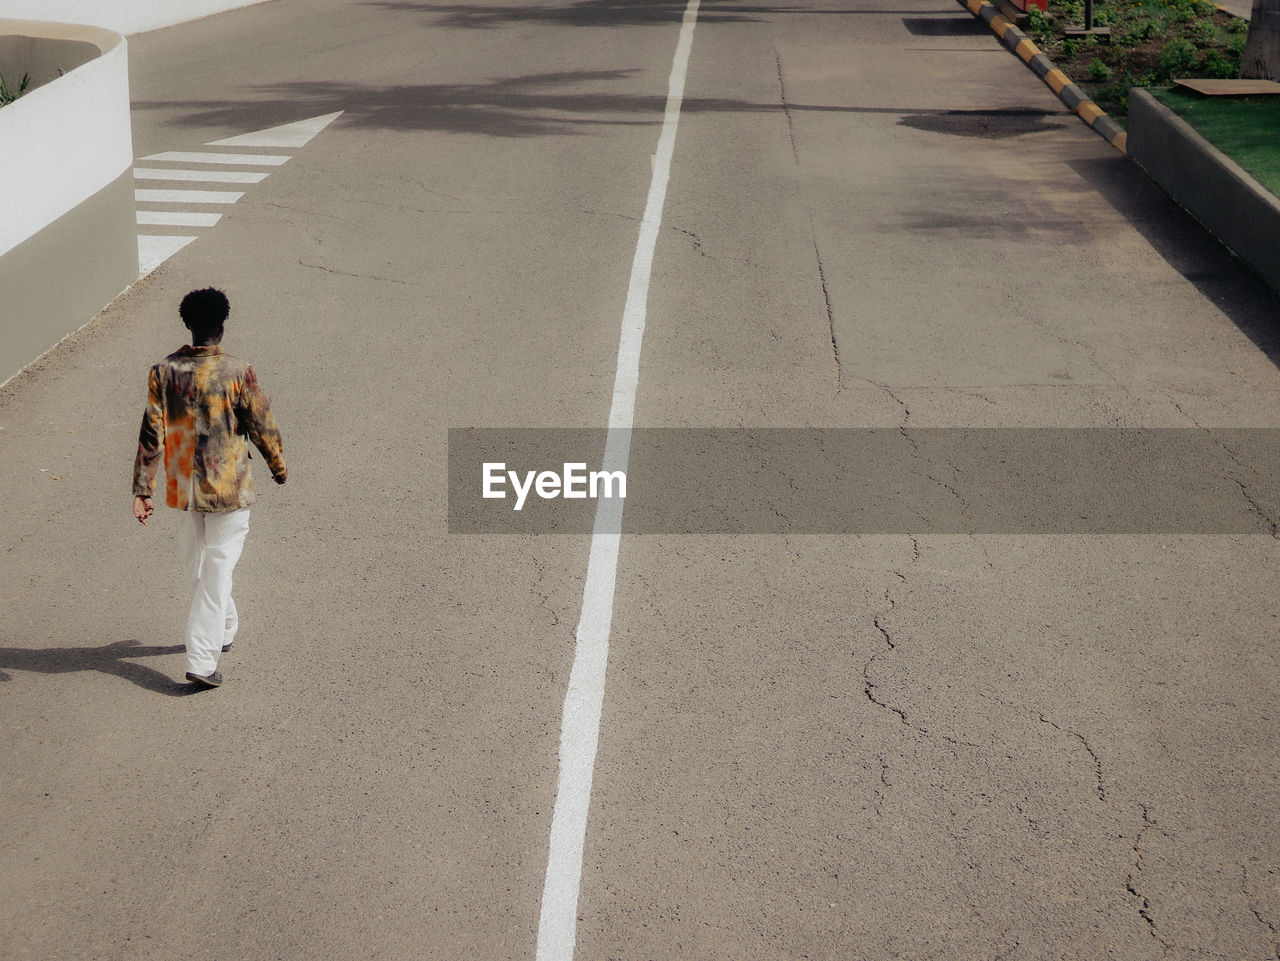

[447,428,1280,534]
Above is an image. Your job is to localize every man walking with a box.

[132,288,287,689]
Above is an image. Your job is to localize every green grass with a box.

[1151,86,1280,197]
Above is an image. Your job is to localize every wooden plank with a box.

[1174,78,1280,95]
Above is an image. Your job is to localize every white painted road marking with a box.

[136,211,222,227]
[534,2,700,959]
[135,189,245,204]
[137,236,198,275]
[133,112,344,276]
[134,168,269,184]
[206,111,345,148]
[139,151,292,166]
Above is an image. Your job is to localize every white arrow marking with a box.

[206,111,344,148]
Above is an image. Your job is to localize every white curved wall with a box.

[0,21,131,258]
[0,19,139,385]
[0,0,271,36]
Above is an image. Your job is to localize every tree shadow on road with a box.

[132,70,852,138]
[136,70,1043,142]
[0,640,200,697]
[360,0,847,29]
[1070,155,1280,369]
[135,71,667,139]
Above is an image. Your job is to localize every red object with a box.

[1008,0,1048,10]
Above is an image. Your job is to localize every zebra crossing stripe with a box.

[140,150,291,166]
[136,189,245,204]
[134,168,269,184]
[137,211,222,227]
[134,111,344,276]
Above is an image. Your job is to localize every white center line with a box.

[534,2,700,959]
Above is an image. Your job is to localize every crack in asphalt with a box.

[671,225,708,258]
[872,753,892,818]
[774,48,800,166]
[664,222,812,281]
[1236,479,1280,537]
[862,560,914,729]
[941,385,1001,408]
[1243,865,1280,960]
[1037,712,1107,802]
[775,48,844,397]
[1020,298,1125,390]
[812,234,843,395]
[1172,396,1280,537]
[1124,803,1177,955]
[883,386,911,429]
[296,258,414,285]
[859,538,978,752]
[525,555,565,634]
[1168,400,1280,537]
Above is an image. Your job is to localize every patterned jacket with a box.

[133,345,286,512]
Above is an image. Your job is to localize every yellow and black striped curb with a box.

[956,0,1128,153]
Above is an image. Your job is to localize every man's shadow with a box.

[0,640,204,696]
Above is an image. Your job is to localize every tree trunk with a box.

[1240,0,1280,79]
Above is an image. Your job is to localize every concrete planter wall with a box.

[0,0,271,36]
[0,19,137,386]
[1129,88,1280,296]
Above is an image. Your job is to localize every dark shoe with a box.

[221,642,233,653]
[185,670,223,688]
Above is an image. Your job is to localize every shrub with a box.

[1058,0,1085,22]
[1157,38,1199,77]
[0,71,29,106]
[1025,6,1054,42]
[1088,57,1114,81]
[1118,17,1160,45]
[1199,49,1239,77]
[1188,18,1217,47]
[1203,49,1233,76]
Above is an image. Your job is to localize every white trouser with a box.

[178,507,250,675]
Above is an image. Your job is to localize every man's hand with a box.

[133,495,154,525]
[273,467,287,485]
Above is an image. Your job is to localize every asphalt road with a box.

[3,0,1280,959]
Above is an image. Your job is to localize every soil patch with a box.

[1023,0,1251,118]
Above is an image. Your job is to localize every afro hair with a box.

[179,287,230,336]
